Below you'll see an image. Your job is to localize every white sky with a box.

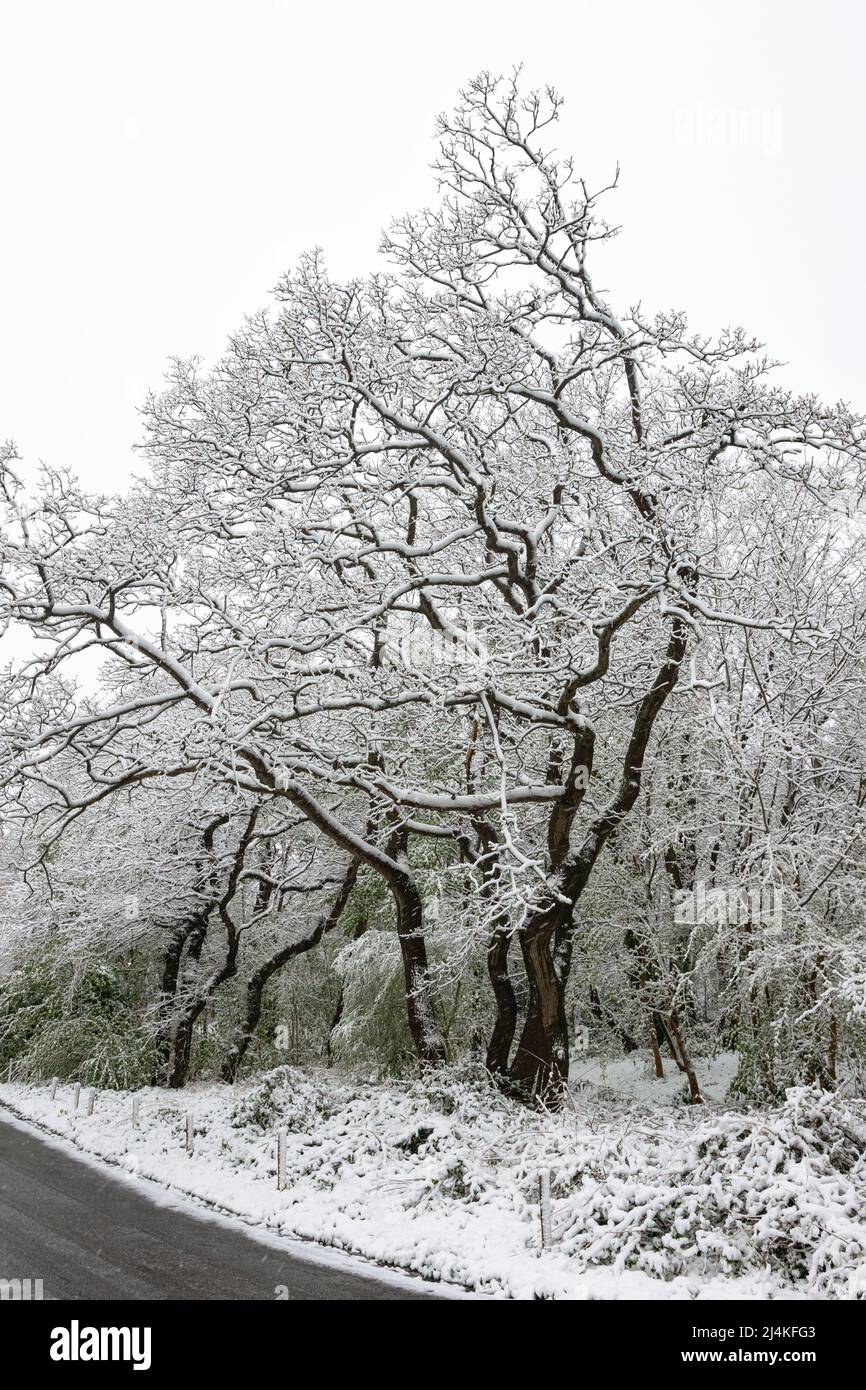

[1,0,864,489]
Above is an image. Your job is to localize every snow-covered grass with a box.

[570,1049,740,1105]
[2,1061,865,1300]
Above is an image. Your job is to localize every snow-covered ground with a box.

[570,1050,740,1106]
[2,1059,865,1300]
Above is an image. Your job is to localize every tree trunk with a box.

[152,921,196,1086]
[509,610,689,1104]
[168,1012,198,1089]
[218,958,274,1084]
[464,721,520,1076]
[667,1008,702,1103]
[509,909,569,1099]
[390,866,448,1066]
[485,926,517,1073]
[151,814,235,1087]
[647,1009,665,1079]
[828,1015,838,1086]
[167,914,216,1089]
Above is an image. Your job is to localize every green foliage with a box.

[0,936,154,1089]
[329,930,416,1076]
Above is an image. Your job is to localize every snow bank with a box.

[2,1066,864,1299]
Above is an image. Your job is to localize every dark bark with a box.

[510,906,571,1099]
[667,1008,702,1103]
[639,946,663,1080]
[153,921,197,1085]
[828,1015,838,1086]
[483,703,595,1082]
[654,1010,683,1068]
[152,814,229,1087]
[647,1009,665,1079]
[509,613,689,1103]
[167,808,261,1089]
[166,912,210,1088]
[485,927,517,1073]
[460,716,521,1075]
[389,847,448,1065]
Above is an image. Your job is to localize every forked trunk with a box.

[509,916,569,1100]
[508,609,690,1105]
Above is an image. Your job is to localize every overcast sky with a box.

[1,0,863,490]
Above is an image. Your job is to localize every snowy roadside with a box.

[0,1106,474,1299]
[1,1065,863,1300]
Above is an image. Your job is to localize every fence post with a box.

[132,1094,140,1130]
[276,1130,287,1191]
[538,1169,552,1250]
[184,1113,193,1154]
[73,1081,81,1110]
[50,1077,59,1101]
[86,1089,95,1116]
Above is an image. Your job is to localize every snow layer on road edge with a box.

[0,1098,479,1299]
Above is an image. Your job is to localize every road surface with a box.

[0,1113,445,1300]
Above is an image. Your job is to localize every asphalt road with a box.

[0,1114,445,1300]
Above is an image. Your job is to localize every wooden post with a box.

[276,1130,287,1190]
[185,1113,193,1154]
[86,1089,95,1116]
[538,1169,552,1249]
[73,1081,81,1110]
[132,1094,140,1130]
[50,1077,59,1100]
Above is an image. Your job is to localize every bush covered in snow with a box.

[548,1086,866,1295]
